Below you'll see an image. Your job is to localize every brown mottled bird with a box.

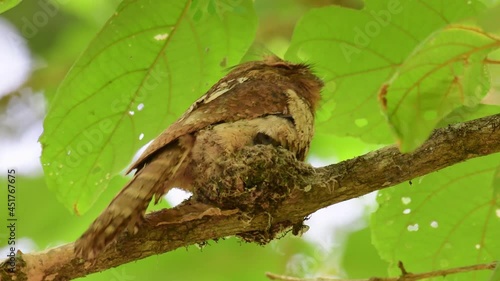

[74,56,323,259]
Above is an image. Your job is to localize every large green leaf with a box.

[440,104,500,125]
[489,263,500,281]
[286,0,486,144]
[371,154,500,280]
[0,0,21,14]
[383,26,499,151]
[40,0,257,214]
[342,227,389,279]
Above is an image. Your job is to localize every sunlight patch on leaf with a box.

[154,33,169,41]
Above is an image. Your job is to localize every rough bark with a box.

[1,114,499,281]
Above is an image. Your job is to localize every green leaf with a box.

[342,227,389,278]
[440,104,500,125]
[489,263,500,281]
[477,3,500,32]
[0,0,21,14]
[383,26,499,151]
[40,0,257,214]
[371,154,500,280]
[309,133,382,162]
[286,0,486,144]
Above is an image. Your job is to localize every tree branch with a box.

[2,114,500,281]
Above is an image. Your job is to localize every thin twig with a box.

[397,261,409,276]
[266,261,497,281]
[484,58,500,65]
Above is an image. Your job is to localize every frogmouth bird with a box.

[74,56,323,259]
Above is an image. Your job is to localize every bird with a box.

[74,56,323,259]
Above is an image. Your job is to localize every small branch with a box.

[397,261,409,276]
[1,114,500,281]
[265,261,497,281]
[484,58,500,65]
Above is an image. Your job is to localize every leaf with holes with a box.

[39,0,257,214]
[286,0,486,144]
[371,154,500,280]
[381,26,499,151]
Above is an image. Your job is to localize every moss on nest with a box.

[192,145,315,244]
[194,145,309,211]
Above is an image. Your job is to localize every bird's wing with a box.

[127,78,293,173]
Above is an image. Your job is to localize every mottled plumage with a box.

[74,56,323,259]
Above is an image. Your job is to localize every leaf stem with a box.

[484,58,500,65]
